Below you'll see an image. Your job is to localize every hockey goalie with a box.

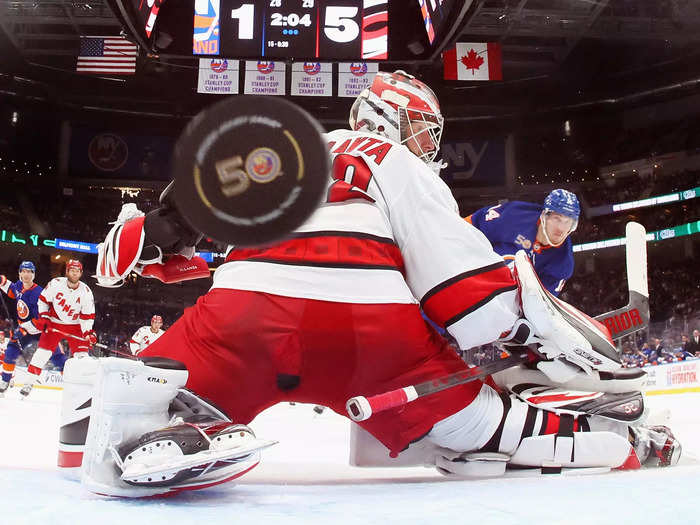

[59,70,680,498]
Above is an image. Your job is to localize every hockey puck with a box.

[172,96,328,246]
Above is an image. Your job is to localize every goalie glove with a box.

[95,202,204,288]
[138,255,210,284]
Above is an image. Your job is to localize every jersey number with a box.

[484,205,502,221]
[326,154,375,204]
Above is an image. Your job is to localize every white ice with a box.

[1,386,698,525]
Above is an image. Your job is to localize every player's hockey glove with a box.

[83,330,98,349]
[20,317,48,335]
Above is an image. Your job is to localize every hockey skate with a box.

[0,379,9,396]
[117,419,276,488]
[629,425,681,468]
[19,383,33,397]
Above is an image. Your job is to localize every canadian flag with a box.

[443,42,502,81]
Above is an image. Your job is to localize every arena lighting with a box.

[117,187,141,198]
[610,186,698,213]
[573,219,700,252]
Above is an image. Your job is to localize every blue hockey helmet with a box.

[18,261,36,273]
[544,189,580,221]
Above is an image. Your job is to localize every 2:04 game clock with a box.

[194,0,388,60]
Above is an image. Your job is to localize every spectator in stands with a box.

[652,337,666,362]
[685,329,700,356]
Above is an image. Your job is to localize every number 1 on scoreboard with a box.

[231,3,255,39]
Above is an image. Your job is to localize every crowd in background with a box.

[582,169,698,208]
[1,107,699,370]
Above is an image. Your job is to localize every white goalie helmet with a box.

[349,70,444,164]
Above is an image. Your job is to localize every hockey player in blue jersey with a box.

[465,189,579,296]
[0,261,67,395]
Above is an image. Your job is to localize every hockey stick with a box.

[346,349,536,422]
[46,327,109,350]
[592,222,649,339]
[46,327,137,359]
[346,222,650,423]
[0,290,15,331]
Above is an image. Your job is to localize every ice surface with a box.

[1,387,698,525]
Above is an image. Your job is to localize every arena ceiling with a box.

[1,0,699,122]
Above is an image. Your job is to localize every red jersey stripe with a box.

[226,232,404,272]
[421,262,517,327]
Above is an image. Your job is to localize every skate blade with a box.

[120,438,278,481]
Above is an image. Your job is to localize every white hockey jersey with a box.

[129,326,165,355]
[39,277,95,333]
[213,129,520,350]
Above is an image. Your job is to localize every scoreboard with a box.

[193,0,388,60]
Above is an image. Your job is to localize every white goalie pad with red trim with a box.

[95,204,153,288]
[514,250,620,374]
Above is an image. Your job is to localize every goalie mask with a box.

[349,70,444,164]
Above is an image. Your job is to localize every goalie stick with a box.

[346,222,650,423]
[592,222,649,339]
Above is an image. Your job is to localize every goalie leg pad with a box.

[506,383,645,423]
[509,430,632,469]
[80,357,189,496]
[80,357,271,497]
[58,355,100,479]
[427,383,643,476]
[514,250,620,372]
[492,363,647,395]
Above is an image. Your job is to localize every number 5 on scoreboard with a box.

[324,6,359,43]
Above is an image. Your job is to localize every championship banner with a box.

[443,42,502,81]
[290,62,332,97]
[197,58,239,94]
[337,62,378,98]
[243,61,286,96]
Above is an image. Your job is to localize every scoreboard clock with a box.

[193,0,388,60]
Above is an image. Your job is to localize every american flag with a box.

[76,36,138,75]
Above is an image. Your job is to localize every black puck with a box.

[172,96,328,246]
